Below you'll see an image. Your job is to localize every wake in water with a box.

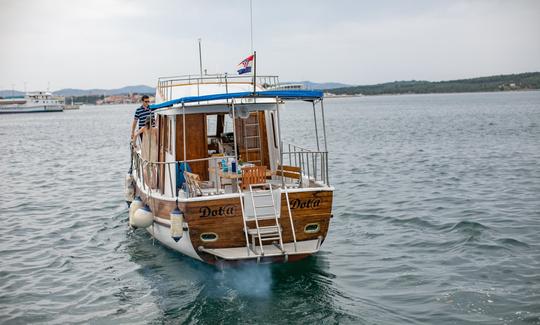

[213,262,273,298]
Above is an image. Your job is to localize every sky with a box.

[1,0,539,90]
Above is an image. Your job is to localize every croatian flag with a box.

[237,54,254,75]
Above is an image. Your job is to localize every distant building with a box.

[96,94,155,105]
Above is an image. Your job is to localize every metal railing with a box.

[132,141,330,202]
[281,143,329,186]
[156,74,281,102]
[131,148,236,200]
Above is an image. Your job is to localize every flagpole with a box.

[198,38,203,78]
[253,51,256,96]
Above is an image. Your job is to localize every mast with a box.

[198,38,203,78]
[197,38,203,98]
[250,0,256,96]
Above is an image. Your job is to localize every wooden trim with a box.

[275,170,301,179]
[278,165,301,173]
[175,114,209,180]
[158,115,166,194]
[258,111,270,167]
[136,186,333,252]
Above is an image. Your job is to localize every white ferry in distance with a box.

[0,91,64,114]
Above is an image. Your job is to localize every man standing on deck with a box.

[131,95,155,141]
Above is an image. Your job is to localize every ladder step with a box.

[253,214,279,220]
[247,148,260,152]
[260,231,280,237]
[245,123,259,127]
[246,226,280,235]
[254,204,274,208]
[245,135,260,139]
[251,192,272,197]
[259,225,279,230]
[260,232,280,237]
[245,214,278,221]
[259,237,281,241]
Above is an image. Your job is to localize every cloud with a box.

[0,0,539,90]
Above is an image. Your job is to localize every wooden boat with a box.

[126,73,333,265]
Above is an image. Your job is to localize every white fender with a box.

[170,208,184,242]
[129,196,143,227]
[132,204,153,229]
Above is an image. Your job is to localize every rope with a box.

[128,143,133,175]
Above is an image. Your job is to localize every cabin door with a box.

[235,111,270,167]
[176,114,209,180]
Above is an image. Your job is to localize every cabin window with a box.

[222,114,236,156]
[200,232,218,242]
[206,114,221,155]
[203,113,236,157]
[206,115,217,136]
[304,223,320,233]
[223,114,234,134]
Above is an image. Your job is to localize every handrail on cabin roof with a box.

[149,90,324,110]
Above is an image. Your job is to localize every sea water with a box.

[0,91,539,324]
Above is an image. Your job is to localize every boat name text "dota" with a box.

[199,206,235,217]
[290,198,321,209]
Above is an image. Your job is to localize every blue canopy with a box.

[150,90,323,109]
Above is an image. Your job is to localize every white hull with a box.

[145,217,203,261]
[145,214,324,263]
[0,104,64,114]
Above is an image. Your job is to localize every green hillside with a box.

[327,72,540,95]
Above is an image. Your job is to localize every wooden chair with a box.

[183,171,201,196]
[241,166,267,190]
[276,165,301,179]
[274,165,302,187]
[184,171,217,196]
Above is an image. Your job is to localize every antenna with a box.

[198,38,203,78]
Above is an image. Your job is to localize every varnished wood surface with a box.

[175,114,208,180]
[137,186,334,252]
[258,111,270,167]
[158,115,167,194]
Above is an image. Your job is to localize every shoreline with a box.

[324,88,540,99]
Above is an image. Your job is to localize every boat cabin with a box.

[132,74,329,199]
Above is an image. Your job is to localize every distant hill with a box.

[4,73,538,99]
[0,85,155,98]
[0,90,24,97]
[327,72,540,95]
[54,85,155,96]
[0,82,344,98]
[285,81,351,90]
